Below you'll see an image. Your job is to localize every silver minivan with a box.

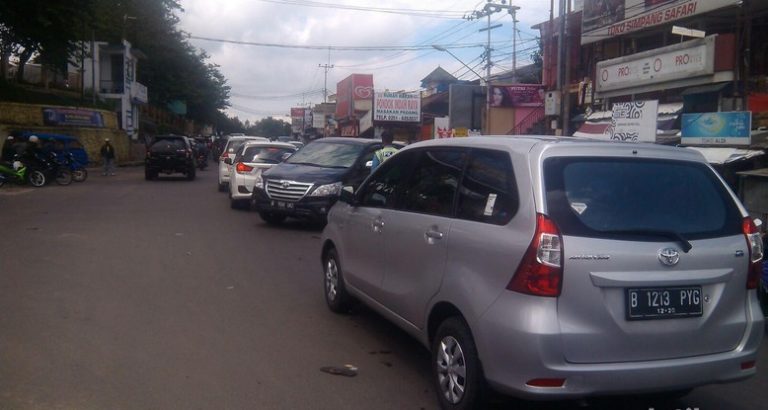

[320,136,765,409]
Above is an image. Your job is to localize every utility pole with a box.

[556,0,566,135]
[318,47,334,103]
[465,0,520,134]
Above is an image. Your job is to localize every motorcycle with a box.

[196,150,208,170]
[32,151,72,185]
[0,157,46,188]
[60,151,88,182]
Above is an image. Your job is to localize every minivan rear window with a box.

[544,157,742,240]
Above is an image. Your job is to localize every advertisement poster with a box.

[42,108,104,127]
[581,0,739,44]
[290,107,305,134]
[434,117,454,138]
[335,74,374,119]
[681,111,751,146]
[489,85,545,108]
[604,100,658,142]
[374,91,421,122]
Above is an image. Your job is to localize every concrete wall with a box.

[0,102,130,165]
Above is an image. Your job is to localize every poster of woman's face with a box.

[490,85,544,108]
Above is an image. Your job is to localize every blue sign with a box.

[42,107,104,128]
[681,111,752,146]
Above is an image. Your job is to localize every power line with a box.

[252,0,469,19]
[187,34,486,51]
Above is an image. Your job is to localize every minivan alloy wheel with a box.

[325,257,339,301]
[323,249,351,313]
[437,335,467,404]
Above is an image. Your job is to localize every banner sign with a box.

[291,107,305,134]
[42,107,104,127]
[681,111,751,146]
[490,84,545,108]
[596,36,715,93]
[604,100,659,142]
[582,0,739,45]
[373,91,421,122]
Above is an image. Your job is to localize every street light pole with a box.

[431,45,484,81]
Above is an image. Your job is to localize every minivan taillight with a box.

[507,214,563,297]
[743,217,763,289]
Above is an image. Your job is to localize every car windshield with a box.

[238,146,295,164]
[544,157,743,240]
[285,141,366,168]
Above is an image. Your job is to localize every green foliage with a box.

[0,0,231,126]
[247,117,292,138]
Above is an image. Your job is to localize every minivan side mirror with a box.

[365,160,373,168]
[339,185,356,205]
[224,157,233,165]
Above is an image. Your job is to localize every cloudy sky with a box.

[177,0,556,123]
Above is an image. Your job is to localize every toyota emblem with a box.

[281,181,291,189]
[658,248,680,266]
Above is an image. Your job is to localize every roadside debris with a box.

[320,364,358,377]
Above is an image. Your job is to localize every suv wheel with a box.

[218,182,226,192]
[259,211,286,225]
[145,168,154,180]
[187,168,196,181]
[323,248,351,313]
[432,317,485,410]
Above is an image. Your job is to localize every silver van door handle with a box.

[372,219,384,233]
[425,229,444,240]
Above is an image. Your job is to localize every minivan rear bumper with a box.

[475,291,765,399]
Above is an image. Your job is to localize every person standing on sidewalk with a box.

[100,138,116,176]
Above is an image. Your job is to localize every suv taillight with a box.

[743,217,763,289]
[235,162,253,174]
[507,214,563,297]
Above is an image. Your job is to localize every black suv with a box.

[252,137,401,224]
[145,135,197,180]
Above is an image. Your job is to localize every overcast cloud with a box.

[177,0,555,123]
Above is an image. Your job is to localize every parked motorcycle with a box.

[196,151,208,170]
[0,157,46,188]
[33,151,72,185]
[60,151,88,182]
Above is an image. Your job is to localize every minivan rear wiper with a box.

[602,229,693,253]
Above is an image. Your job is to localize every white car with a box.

[217,136,268,191]
[226,141,297,209]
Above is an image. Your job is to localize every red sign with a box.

[335,74,374,119]
[489,85,545,108]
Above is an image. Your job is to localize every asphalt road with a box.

[0,165,766,410]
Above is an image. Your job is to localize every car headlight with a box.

[310,182,342,197]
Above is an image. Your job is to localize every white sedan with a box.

[217,136,269,191]
[226,141,297,209]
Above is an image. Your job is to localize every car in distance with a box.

[320,135,765,409]
[226,141,297,209]
[251,137,400,225]
[217,136,269,191]
[145,134,197,180]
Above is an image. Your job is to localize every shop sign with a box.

[313,112,326,129]
[434,117,454,138]
[604,100,659,142]
[291,107,305,133]
[489,84,544,108]
[374,91,421,122]
[597,36,715,93]
[336,74,374,119]
[340,124,358,137]
[582,0,739,45]
[359,111,373,134]
[42,107,104,127]
[681,111,751,146]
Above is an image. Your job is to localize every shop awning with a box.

[573,103,683,140]
[680,82,730,96]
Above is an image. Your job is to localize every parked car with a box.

[217,136,269,191]
[320,136,765,409]
[225,141,297,209]
[145,134,196,181]
[251,137,402,225]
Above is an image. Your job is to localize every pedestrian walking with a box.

[370,131,398,173]
[100,138,116,176]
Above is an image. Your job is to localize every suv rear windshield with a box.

[238,146,295,164]
[150,138,186,152]
[544,157,742,240]
[285,142,366,168]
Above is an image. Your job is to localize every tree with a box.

[247,117,292,138]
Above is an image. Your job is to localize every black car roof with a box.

[311,137,382,146]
